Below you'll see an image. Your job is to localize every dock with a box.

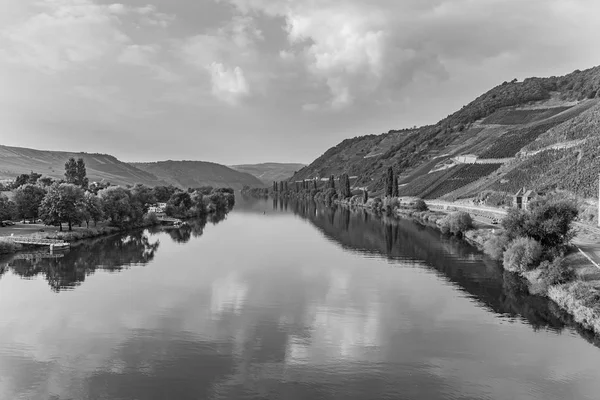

[8,236,70,250]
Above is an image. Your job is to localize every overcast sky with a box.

[1,0,600,165]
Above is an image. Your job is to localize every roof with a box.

[523,190,536,197]
[514,188,523,196]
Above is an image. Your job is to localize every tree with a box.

[385,167,394,197]
[130,184,156,222]
[313,180,318,190]
[82,192,104,227]
[166,191,192,218]
[284,181,288,191]
[392,174,399,197]
[0,194,16,221]
[363,189,369,203]
[273,182,278,192]
[13,184,46,221]
[279,181,284,192]
[64,157,88,188]
[152,185,179,203]
[39,183,85,231]
[14,172,42,188]
[99,186,132,226]
[503,237,543,273]
[328,175,335,190]
[38,177,54,187]
[502,197,578,249]
[339,174,351,199]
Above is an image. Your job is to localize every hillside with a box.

[0,145,265,190]
[0,145,160,187]
[131,161,265,190]
[290,65,600,200]
[229,163,306,184]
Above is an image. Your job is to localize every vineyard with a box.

[489,151,564,194]
[481,106,572,125]
[399,164,502,199]
[479,103,593,158]
[523,101,600,152]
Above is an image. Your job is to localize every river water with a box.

[1,197,600,400]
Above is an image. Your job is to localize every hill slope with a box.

[229,163,306,184]
[0,145,160,187]
[131,161,265,190]
[291,65,600,199]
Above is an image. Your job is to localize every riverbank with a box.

[330,196,600,337]
[0,219,162,255]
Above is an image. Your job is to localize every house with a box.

[148,202,168,214]
[455,154,478,164]
[513,188,537,210]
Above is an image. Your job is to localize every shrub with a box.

[383,197,399,214]
[483,232,510,260]
[143,212,160,226]
[0,238,17,254]
[440,211,473,236]
[414,199,428,211]
[503,237,543,273]
[371,197,383,212]
[538,257,576,286]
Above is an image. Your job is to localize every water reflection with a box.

[280,199,600,346]
[2,212,228,292]
[2,198,600,400]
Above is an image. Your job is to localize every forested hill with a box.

[291,65,600,200]
[131,161,265,190]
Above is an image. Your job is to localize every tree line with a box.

[0,158,235,231]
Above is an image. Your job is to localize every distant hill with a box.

[291,65,600,200]
[0,145,265,190]
[0,145,159,187]
[131,161,265,190]
[229,163,306,184]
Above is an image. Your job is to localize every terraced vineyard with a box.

[480,103,593,158]
[400,164,503,199]
[481,106,572,125]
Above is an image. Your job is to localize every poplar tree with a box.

[363,189,369,203]
[385,167,394,197]
[392,174,399,197]
[329,175,335,189]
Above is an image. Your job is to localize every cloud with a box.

[218,0,600,110]
[1,0,130,72]
[207,63,250,104]
[179,16,263,104]
[117,44,158,66]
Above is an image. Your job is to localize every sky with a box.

[1,0,600,165]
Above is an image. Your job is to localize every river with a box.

[1,197,600,400]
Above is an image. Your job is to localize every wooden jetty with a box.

[8,236,70,250]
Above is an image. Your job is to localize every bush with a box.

[440,211,473,236]
[383,197,399,214]
[143,212,160,226]
[503,237,543,272]
[483,232,510,260]
[414,199,428,211]
[371,197,383,212]
[538,257,576,286]
[0,238,17,254]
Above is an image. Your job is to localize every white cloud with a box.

[179,16,263,104]
[117,44,158,66]
[1,0,130,72]
[208,63,250,104]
